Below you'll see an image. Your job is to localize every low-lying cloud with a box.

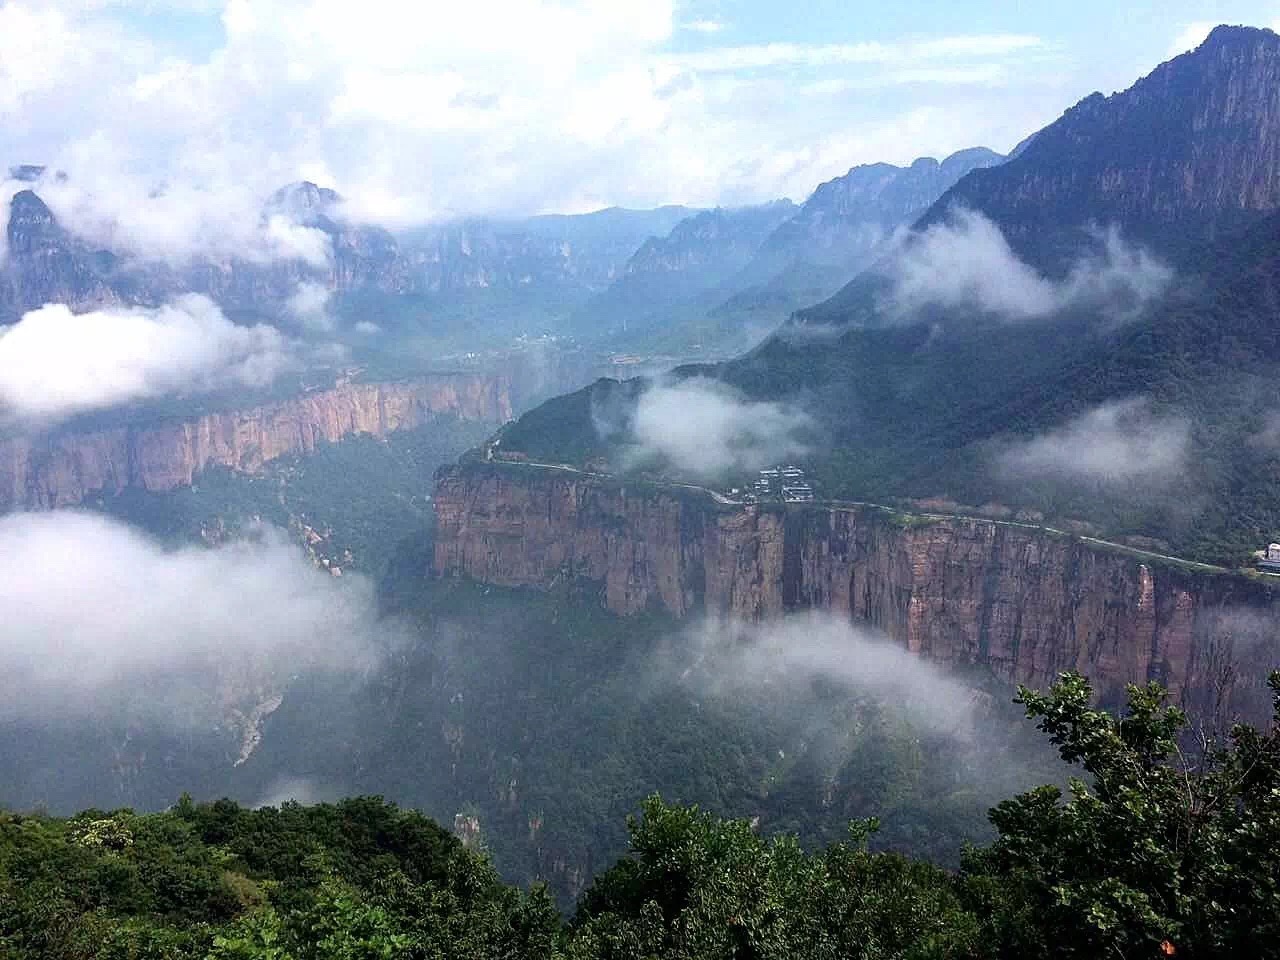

[997,398,1190,485]
[882,208,1172,322]
[622,377,811,478]
[0,294,292,424]
[665,612,982,738]
[10,173,336,268]
[0,512,399,725]
[286,280,336,332]
[263,214,333,269]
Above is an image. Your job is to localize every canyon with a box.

[0,374,511,511]
[433,462,1280,720]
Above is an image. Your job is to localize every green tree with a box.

[966,671,1280,958]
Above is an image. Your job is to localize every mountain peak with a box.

[910,22,1280,267]
[8,189,51,218]
[7,189,60,251]
[1200,23,1279,49]
[265,180,342,224]
[8,165,45,183]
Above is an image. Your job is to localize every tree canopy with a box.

[3,671,1278,959]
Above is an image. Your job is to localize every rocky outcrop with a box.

[1,190,122,316]
[433,463,1280,718]
[801,26,1280,324]
[0,376,510,510]
[923,26,1280,254]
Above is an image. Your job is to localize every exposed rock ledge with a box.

[0,375,511,511]
[433,462,1280,720]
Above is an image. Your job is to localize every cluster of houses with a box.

[748,464,815,503]
[1257,543,1280,573]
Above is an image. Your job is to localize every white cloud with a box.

[682,19,725,34]
[0,0,1058,253]
[618,377,810,478]
[0,295,292,423]
[663,34,1042,73]
[264,215,332,267]
[353,320,381,334]
[881,208,1172,322]
[0,511,395,724]
[666,612,980,737]
[998,398,1190,485]
[1169,21,1216,55]
[285,280,335,331]
[801,64,1011,94]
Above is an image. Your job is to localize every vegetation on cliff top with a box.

[4,671,1279,959]
[494,207,1280,568]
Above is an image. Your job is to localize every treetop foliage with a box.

[3,671,1279,959]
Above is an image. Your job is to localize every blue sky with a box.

[2,0,1277,248]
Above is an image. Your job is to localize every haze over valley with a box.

[4,5,1280,958]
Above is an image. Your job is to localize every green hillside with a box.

[497,210,1280,566]
[5,670,1278,959]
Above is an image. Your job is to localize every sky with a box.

[0,0,1277,239]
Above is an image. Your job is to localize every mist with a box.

[997,398,1191,485]
[286,281,337,333]
[0,512,401,727]
[662,612,983,738]
[621,377,811,479]
[25,170,335,268]
[882,208,1173,322]
[0,295,293,424]
[641,610,1064,826]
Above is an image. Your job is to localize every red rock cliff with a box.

[433,463,1280,717]
[0,376,511,510]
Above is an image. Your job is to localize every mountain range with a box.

[0,147,1003,352]
[6,21,1280,910]
[492,25,1280,567]
[716,147,1006,328]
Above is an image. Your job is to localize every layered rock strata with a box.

[433,463,1280,717]
[0,376,510,510]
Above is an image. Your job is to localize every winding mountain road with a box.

[486,452,1231,574]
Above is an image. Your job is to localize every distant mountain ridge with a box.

[0,140,1003,349]
[488,25,1280,565]
[929,25,1280,258]
[0,179,696,334]
[719,147,1006,324]
[801,25,1280,326]
[568,148,1003,348]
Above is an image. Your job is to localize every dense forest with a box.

[4,671,1278,959]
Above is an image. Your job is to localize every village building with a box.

[753,464,815,502]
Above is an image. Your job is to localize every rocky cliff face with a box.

[758,147,1006,264]
[2,190,122,316]
[0,376,510,510]
[433,464,1280,718]
[921,25,1280,261]
[572,200,799,340]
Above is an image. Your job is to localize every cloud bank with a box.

[664,612,982,738]
[0,512,398,724]
[0,0,1066,259]
[998,398,1190,485]
[882,209,1173,322]
[285,280,335,332]
[0,295,292,423]
[622,377,811,478]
